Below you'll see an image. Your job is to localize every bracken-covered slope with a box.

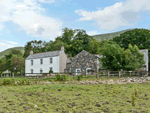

[92,29,134,41]
[0,47,24,59]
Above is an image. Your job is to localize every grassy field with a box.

[0,77,150,113]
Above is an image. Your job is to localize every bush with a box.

[56,73,63,81]
[3,78,12,85]
[62,74,67,81]
[49,70,53,74]
[77,75,82,81]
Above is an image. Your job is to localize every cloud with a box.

[75,0,150,31]
[6,41,18,45]
[38,0,55,4]
[87,30,100,36]
[0,42,15,52]
[0,0,62,40]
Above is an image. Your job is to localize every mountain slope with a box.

[92,29,134,41]
[0,47,24,59]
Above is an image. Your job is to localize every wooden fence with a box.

[0,70,149,79]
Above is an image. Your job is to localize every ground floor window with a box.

[86,68,91,75]
[76,68,81,75]
[31,69,33,74]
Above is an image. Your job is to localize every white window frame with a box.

[40,59,43,64]
[76,68,81,75]
[50,58,53,64]
[86,68,91,75]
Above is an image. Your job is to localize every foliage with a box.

[0,47,24,59]
[62,74,67,81]
[99,41,145,71]
[99,41,125,71]
[77,75,82,81]
[49,70,53,74]
[112,28,150,70]
[56,73,62,81]
[23,27,95,58]
[2,78,12,85]
[122,44,145,71]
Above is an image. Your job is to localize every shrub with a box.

[77,75,82,81]
[62,74,67,81]
[3,78,12,85]
[49,70,53,74]
[56,73,63,81]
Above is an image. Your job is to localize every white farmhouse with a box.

[25,46,67,76]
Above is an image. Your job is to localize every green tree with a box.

[0,57,7,74]
[123,44,145,71]
[99,41,145,71]
[99,41,125,71]
[112,28,150,70]
[88,39,100,54]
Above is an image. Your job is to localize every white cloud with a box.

[38,0,55,4]
[6,41,18,45]
[75,0,150,31]
[0,43,15,52]
[87,30,100,36]
[0,0,62,40]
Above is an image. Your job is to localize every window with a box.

[50,67,53,71]
[40,68,43,73]
[50,58,53,63]
[76,68,81,75]
[86,68,91,75]
[31,69,33,74]
[31,60,33,65]
[40,59,43,64]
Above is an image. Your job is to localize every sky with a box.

[0,0,150,52]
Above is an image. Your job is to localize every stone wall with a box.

[65,50,98,75]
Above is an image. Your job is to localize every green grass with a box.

[0,77,150,112]
[92,29,134,41]
[0,47,24,59]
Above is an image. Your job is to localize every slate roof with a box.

[26,50,61,60]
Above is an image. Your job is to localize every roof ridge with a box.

[31,50,61,55]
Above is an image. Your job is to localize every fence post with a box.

[13,73,14,78]
[108,71,110,78]
[1,74,2,79]
[119,71,121,78]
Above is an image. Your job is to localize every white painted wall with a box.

[25,56,59,76]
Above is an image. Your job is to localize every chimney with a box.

[30,50,33,55]
[61,46,64,51]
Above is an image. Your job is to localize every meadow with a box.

[0,77,150,113]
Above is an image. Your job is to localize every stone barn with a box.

[64,50,101,75]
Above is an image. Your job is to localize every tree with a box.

[88,39,100,54]
[122,44,145,71]
[11,49,23,56]
[23,40,47,58]
[112,28,150,70]
[10,55,25,73]
[99,41,125,71]
[0,57,7,74]
[99,42,145,71]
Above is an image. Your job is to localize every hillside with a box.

[92,29,134,41]
[0,47,24,59]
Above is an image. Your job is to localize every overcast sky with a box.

[0,0,150,52]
